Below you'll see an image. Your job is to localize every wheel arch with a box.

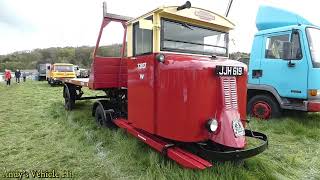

[247,84,283,108]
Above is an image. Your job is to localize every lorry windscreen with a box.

[161,19,228,57]
[307,27,320,68]
[55,66,74,72]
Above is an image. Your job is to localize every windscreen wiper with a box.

[181,22,193,30]
[210,55,217,60]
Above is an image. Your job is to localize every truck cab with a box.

[247,6,320,119]
[47,63,76,85]
[61,2,268,168]
[86,1,251,147]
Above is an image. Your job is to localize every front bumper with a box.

[52,78,62,84]
[189,129,268,162]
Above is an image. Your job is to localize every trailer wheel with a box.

[93,101,116,128]
[247,94,281,119]
[63,84,76,110]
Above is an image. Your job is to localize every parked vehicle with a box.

[59,1,268,169]
[79,68,89,78]
[47,63,76,86]
[37,63,51,81]
[46,64,51,81]
[74,65,80,78]
[247,6,320,119]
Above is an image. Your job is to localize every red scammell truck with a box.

[61,2,268,169]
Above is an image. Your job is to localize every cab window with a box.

[265,34,289,59]
[291,32,303,59]
[133,20,153,56]
[265,33,302,60]
[161,19,228,56]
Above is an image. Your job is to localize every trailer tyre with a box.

[247,94,281,119]
[63,84,76,111]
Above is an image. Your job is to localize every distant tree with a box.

[229,52,250,65]
[75,46,94,67]
[0,44,123,71]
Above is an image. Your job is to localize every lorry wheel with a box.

[95,105,107,127]
[247,94,281,119]
[94,101,116,128]
[63,84,76,110]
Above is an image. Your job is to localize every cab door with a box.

[248,35,264,85]
[259,30,308,99]
[127,20,156,133]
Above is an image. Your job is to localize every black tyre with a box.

[94,101,116,128]
[95,105,106,127]
[50,79,55,86]
[247,94,281,119]
[63,84,76,111]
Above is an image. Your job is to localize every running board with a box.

[113,119,213,169]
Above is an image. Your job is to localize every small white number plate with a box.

[232,119,245,137]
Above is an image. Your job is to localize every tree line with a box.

[0,44,123,71]
[0,45,247,71]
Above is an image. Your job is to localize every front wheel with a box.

[247,94,281,119]
[50,79,55,86]
[94,103,116,129]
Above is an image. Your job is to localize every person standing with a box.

[4,69,12,86]
[15,69,21,83]
[22,72,27,82]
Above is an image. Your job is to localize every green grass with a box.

[0,81,319,179]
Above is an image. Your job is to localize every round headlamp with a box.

[207,118,218,132]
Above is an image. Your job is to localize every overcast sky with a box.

[0,0,319,55]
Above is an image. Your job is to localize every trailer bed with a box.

[58,57,128,90]
[62,78,89,87]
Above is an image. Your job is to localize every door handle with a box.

[287,61,296,67]
[252,70,262,78]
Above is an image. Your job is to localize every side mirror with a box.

[47,66,51,70]
[281,41,293,60]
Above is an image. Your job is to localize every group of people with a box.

[4,69,27,86]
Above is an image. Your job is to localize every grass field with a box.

[0,81,319,179]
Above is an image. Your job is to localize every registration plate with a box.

[216,66,244,76]
[232,119,245,137]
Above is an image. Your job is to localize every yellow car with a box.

[47,63,76,85]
